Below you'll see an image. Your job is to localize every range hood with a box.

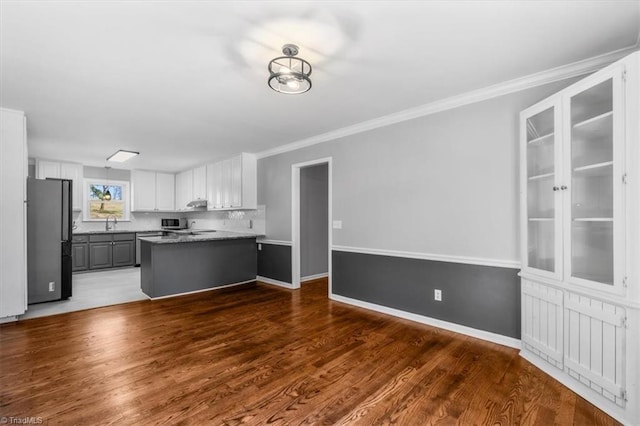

[186,199,207,208]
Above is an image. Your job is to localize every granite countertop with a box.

[138,230,263,244]
[73,229,165,235]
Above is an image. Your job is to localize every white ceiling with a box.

[1,1,639,172]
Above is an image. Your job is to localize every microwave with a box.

[161,218,183,229]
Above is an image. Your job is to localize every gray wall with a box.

[300,164,328,278]
[332,250,521,338]
[256,78,580,339]
[257,78,579,261]
[257,243,292,283]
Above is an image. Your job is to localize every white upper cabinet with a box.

[206,153,256,210]
[192,166,207,200]
[521,63,626,295]
[155,172,175,211]
[131,170,175,212]
[37,159,83,211]
[131,170,157,211]
[36,160,60,179]
[175,169,193,211]
[206,161,223,209]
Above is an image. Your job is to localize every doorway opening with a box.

[291,158,332,292]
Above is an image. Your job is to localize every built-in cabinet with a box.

[36,160,83,211]
[131,170,175,211]
[0,108,28,319]
[175,169,193,211]
[71,235,90,272]
[519,52,639,425]
[206,153,256,210]
[192,166,207,201]
[86,233,135,270]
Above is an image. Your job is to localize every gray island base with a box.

[139,232,258,298]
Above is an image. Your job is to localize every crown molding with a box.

[256,44,638,160]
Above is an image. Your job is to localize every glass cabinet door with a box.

[565,70,623,290]
[524,103,561,278]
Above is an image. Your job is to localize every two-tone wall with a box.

[256,77,580,345]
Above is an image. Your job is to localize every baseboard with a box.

[0,316,18,324]
[330,293,521,349]
[149,279,256,300]
[519,350,628,425]
[257,275,295,289]
[301,273,328,282]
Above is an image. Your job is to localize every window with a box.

[83,179,130,221]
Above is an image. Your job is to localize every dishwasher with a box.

[135,232,164,266]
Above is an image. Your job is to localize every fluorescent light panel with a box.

[107,150,139,162]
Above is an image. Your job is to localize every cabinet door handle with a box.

[561,185,568,190]
[553,186,560,191]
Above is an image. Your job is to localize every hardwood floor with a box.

[0,279,619,425]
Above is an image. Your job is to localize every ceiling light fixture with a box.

[268,44,312,94]
[107,149,139,162]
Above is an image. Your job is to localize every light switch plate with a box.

[332,220,342,229]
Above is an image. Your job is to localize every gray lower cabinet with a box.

[113,240,135,267]
[86,233,135,270]
[89,242,114,269]
[72,235,89,272]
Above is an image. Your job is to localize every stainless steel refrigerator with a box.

[27,178,73,303]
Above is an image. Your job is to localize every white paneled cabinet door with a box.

[175,170,193,211]
[221,159,232,208]
[59,163,83,211]
[132,170,156,211]
[230,155,242,208]
[36,160,60,179]
[206,162,222,210]
[521,99,562,280]
[155,172,175,211]
[564,292,626,407]
[521,280,563,369]
[192,166,207,201]
[563,66,625,294]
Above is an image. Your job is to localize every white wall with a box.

[257,78,579,263]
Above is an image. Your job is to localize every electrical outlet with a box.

[332,220,342,229]
[258,243,262,251]
[49,282,55,292]
[434,289,442,301]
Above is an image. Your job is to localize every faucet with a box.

[105,215,118,231]
[189,220,196,229]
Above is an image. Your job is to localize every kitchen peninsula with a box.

[138,231,260,298]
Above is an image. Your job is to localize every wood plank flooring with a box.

[0,278,619,425]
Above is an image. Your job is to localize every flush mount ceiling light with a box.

[107,149,139,162]
[268,44,312,94]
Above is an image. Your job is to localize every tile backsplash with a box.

[73,205,266,235]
